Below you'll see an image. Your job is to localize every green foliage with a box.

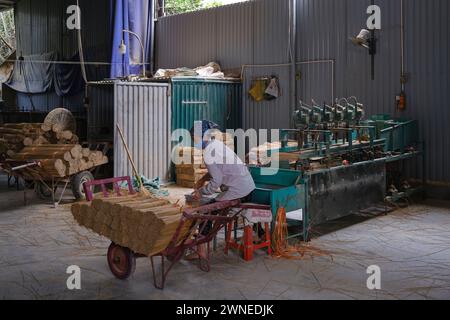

[164,0,224,16]
[203,1,223,9]
[0,9,16,63]
[165,0,203,15]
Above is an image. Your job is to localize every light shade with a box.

[351,29,370,49]
[119,40,127,55]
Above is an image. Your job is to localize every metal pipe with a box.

[291,0,298,127]
[150,0,156,75]
[400,0,405,91]
[122,29,146,77]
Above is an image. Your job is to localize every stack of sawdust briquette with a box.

[174,147,207,188]
[71,194,193,256]
[11,144,108,178]
[174,133,235,188]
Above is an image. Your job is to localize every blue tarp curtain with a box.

[5,52,85,97]
[5,50,106,97]
[6,0,154,97]
[110,0,153,78]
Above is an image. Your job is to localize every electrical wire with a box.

[3,59,151,66]
[76,0,88,83]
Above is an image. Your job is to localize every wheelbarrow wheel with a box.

[107,243,136,280]
[35,182,56,200]
[72,171,94,200]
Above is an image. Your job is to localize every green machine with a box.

[248,167,309,240]
[364,115,419,153]
[248,100,422,241]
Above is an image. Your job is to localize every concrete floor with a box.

[0,175,450,300]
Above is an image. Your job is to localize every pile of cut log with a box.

[0,122,79,158]
[71,194,192,256]
[10,145,108,178]
[0,123,44,158]
[1,108,108,177]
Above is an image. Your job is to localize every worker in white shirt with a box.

[185,121,256,260]
[190,120,256,202]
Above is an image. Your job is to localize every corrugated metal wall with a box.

[403,0,449,184]
[13,0,112,112]
[155,0,449,183]
[114,82,172,182]
[87,82,115,142]
[156,0,293,131]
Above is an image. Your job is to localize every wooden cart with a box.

[0,159,105,205]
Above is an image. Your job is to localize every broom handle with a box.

[116,124,145,188]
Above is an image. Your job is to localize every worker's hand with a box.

[191,190,201,201]
[194,180,205,190]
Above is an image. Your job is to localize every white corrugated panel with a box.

[114,82,172,183]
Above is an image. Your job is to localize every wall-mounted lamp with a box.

[350,2,381,80]
[119,29,146,78]
[350,28,378,80]
[351,29,371,49]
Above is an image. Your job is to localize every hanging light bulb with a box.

[119,39,127,55]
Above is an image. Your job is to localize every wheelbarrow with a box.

[0,159,101,205]
[83,177,266,289]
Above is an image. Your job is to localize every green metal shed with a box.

[170,77,242,132]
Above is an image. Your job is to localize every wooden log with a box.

[0,133,26,141]
[21,145,75,152]
[32,136,50,145]
[81,148,91,158]
[0,127,28,135]
[41,123,52,132]
[70,145,83,160]
[70,135,79,144]
[60,130,73,140]
[11,150,68,160]
[3,123,41,129]
[63,151,73,162]
[79,159,90,171]
[92,156,109,167]
[23,137,34,146]
[38,159,67,177]
[67,161,80,176]
[6,150,16,158]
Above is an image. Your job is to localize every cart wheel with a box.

[35,182,56,200]
[72,171,94,200]
[107,243,136,280]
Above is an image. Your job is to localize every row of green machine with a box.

[247,98,421,241]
